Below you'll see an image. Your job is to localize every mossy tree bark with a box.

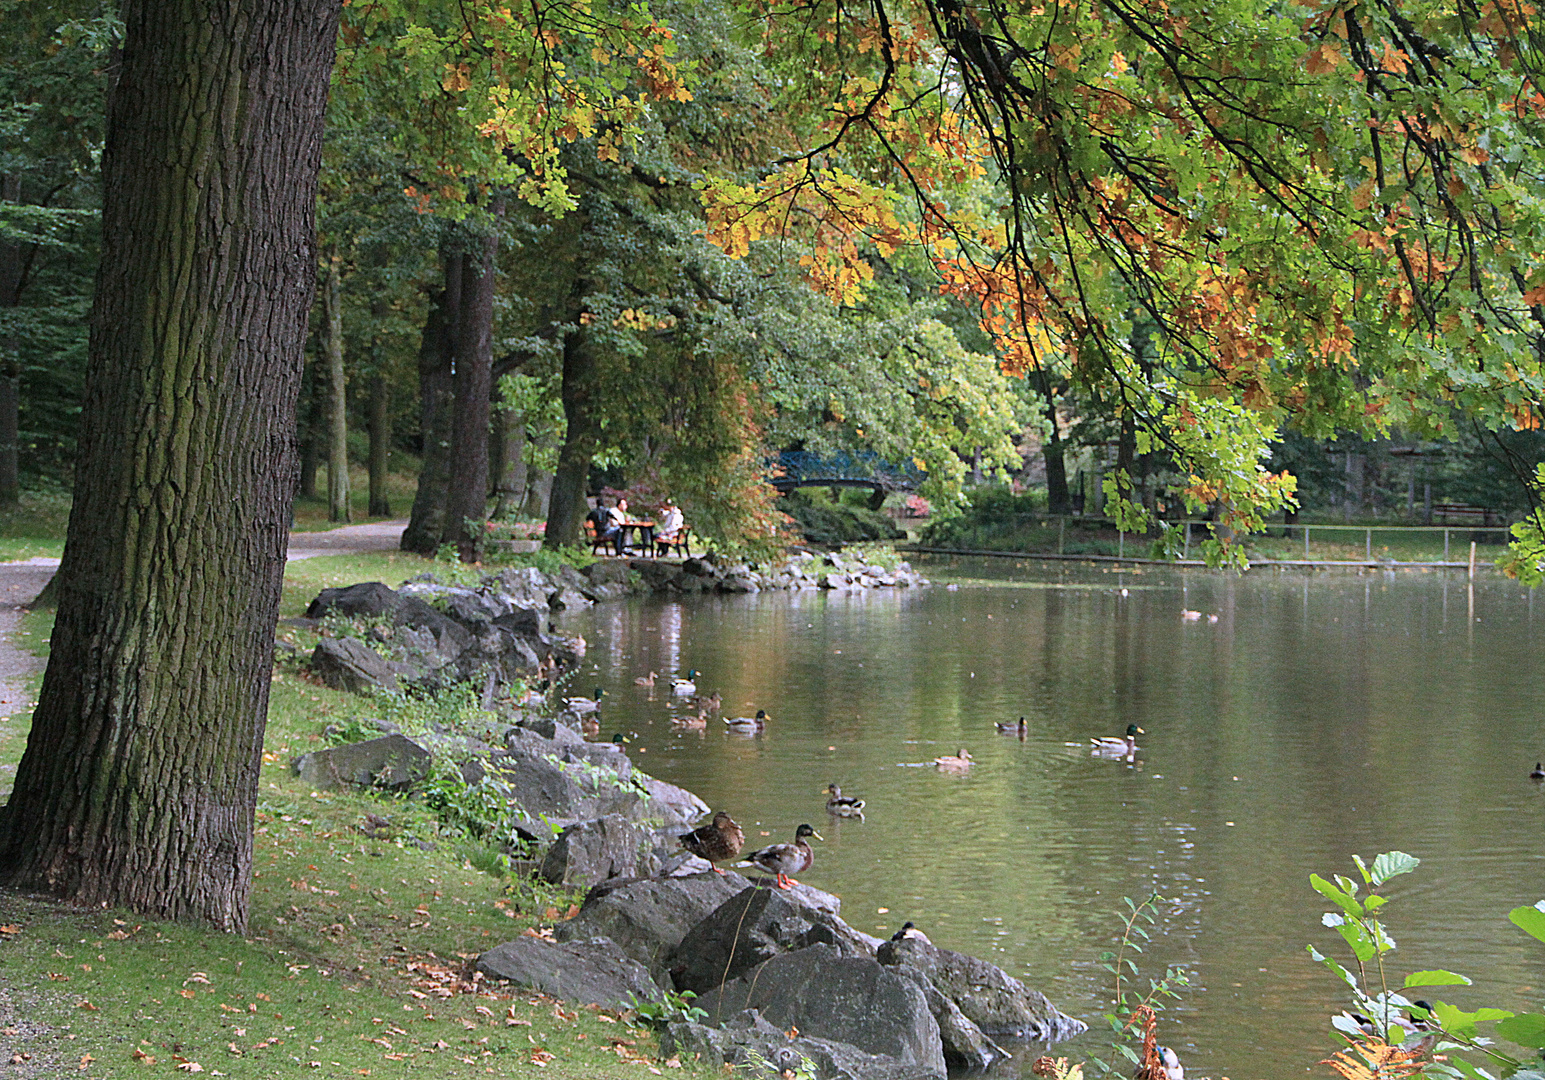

[544,313,599,549]
[446,225,498,561]
[401,252,460,555]
[0,0,339,931]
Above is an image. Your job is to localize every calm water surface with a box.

[560,560,1545,1079]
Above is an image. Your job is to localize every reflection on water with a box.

[560,560,1545,1079]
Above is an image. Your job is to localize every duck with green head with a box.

[740,823,822,889]
[1091,723,1142,757]
[671,670,699,695]
[724,709,768,733]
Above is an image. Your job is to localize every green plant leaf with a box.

[1405,971,1473,988]
[1494,1013,1545,1048]
[1433,1002,1514,1039]
[1510,903,1545,945]
[1307,945,1360,989]
[1370,851,1420,885]
[1352,853,1372,884]
[1338,919,1378,963]
[1446,1058,1499,1080]
[1312,873,1366,917]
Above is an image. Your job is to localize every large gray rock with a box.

[661,1009,940,1080]
[583,560,634,586]
[548,587,592,610]
[553,873,751,983]
[305,580,399,619]
[310,636,403,692]
[876,935,1085,1040]
[642,776,710,826]
[670,886,876,995]
[492,753,648,833]
[291,734,431,790]
[489,566,556,610]
[693,945,943,1076]
[475,936,660,1007]
[541,818,660,887]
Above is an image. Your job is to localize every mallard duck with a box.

[671,670,699,695]
[995,716,1027,735]
[739,823,822,889]
[1092,724,1142,756]
[824,783,865,816]
[724,709,768,733]
[1135,1045,1184,1080]
[1531,762,1544,780]
[890,921,931,943]
[633,671,658,687]
[563,687,605,713]
[678,811,744,873]
[688,691,723,712]
[933,748,973,770]
[518,679,549,708]
[672,709,710,730]
[580,714,601,738]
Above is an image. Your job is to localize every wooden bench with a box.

[584,519,618,556]
[1433,503,1499,526]
[656,526,692,559]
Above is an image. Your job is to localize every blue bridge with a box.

[770,450,921,495]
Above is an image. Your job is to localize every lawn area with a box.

[0,558,712,1080]
[0,490,72,561]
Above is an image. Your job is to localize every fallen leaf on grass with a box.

[78,1054,94,1069]
[130,1048,155,1064]
[10,1053,31,1065]
[0,924,20,937]
[47,972,70,981]
[382,1053,408,1061]
[105,930,129,940]
[174,1062,204,1073]
[75,1000,98,1010]
[664,1055,683,1068]
[179,989,196,998]
[474,1006,495,1019]
[529,1048,555,1067]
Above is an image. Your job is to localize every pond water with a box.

[560,559,1545,1079]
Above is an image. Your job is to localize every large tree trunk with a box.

[1035,373,1071,515]
[0,0,338,930]
[401,252,460,554]
[323,253,350,523]
[545,318,599,549]
[493,415,528,518]
[367,372,391,516]
[445,225,498,562]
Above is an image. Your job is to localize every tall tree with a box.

[0,0,339,929]
[322,251,351,522]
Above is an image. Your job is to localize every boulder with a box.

[553,872,751,983]
[661,1010,940,1080]
[628,559,679,588]
[488,566,555,611]
[641,776,710,826]
[668,572,705,594]
[493,608,544,636]
[579,581,630,603]
[818,572,852,589]
[309,636,403,693]
[720,575,761,594]
[693,944,944,1076]
[670,885,876,995]
[540,818,660,887]
[680,557,720,578]
[583,560,634,586]
[548,587,592,610]
[876,935,1086,1041]
[305,581,399,620]
[291,734,431,791]
[475,936,660,1007]
[492,753,648,832]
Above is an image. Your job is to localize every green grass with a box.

[290,463,421,533]
[0,566,718,1080]
[0,489,71,561]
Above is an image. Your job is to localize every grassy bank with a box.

[0,554,713,1080]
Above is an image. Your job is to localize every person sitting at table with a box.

[655,499,684,552]
[608,497,633,555]
[587,498,628,555]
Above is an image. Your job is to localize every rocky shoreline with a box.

[285,559,1086,1079]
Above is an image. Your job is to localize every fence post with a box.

[1365,528,1372,561]
[1469,540,1477,580]
[1182,522,1190,560]
[1444,529,1450,563]
[1304,524,1310,560]
[1058,517,1065,556]
[1119,531,1125,559]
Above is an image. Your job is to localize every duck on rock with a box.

[739,823,822,889]
[678,811,745,874]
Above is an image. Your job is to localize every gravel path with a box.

[0,520,408,720]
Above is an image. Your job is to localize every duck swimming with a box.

[671,670,699,695]
[518,679,549,707]
[1532,762,1544,780]
[671,710,709,730]
[1091,724,1142,757]
[996,716,1027,735]
[740,823,822,889]
[824,784,865,816]
[932,749,973,771]
[678,811,744,873]
[688,691,723,712]
[633,671,657,687]
[724,709,768,733]
[563,687,605,713]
